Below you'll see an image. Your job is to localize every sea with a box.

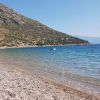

[0,44,100,93]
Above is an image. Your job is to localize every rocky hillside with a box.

[0,3,89,47]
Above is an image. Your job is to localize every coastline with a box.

[0,43,90,49]
[0,61,99,100]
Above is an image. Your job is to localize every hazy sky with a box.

[0,0,100,38]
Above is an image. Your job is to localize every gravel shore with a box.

[0,62,99,100]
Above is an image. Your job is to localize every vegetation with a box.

[0,3,89,47]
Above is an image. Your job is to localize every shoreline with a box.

[0,43,90,49]
[0,61,100,99]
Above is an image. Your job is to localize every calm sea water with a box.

[0,44,100,88]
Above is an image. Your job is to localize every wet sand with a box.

[0,62,100,100]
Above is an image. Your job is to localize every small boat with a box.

[50,48,56,51]
[53,48,56,50]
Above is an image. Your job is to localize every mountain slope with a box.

[0,3,89,47]
[76,36,100,44]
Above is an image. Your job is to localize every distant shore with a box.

[0,43,90,49]
[0,61,99,100]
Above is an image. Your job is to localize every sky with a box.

[0,0,100,41]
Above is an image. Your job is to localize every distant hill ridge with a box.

[0,3,89,47]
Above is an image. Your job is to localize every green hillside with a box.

[0,3,89,47]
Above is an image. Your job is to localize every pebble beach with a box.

[0,62,99,100]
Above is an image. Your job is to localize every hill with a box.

[0,3,89,47]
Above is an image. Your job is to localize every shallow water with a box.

[0,44,100,92]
